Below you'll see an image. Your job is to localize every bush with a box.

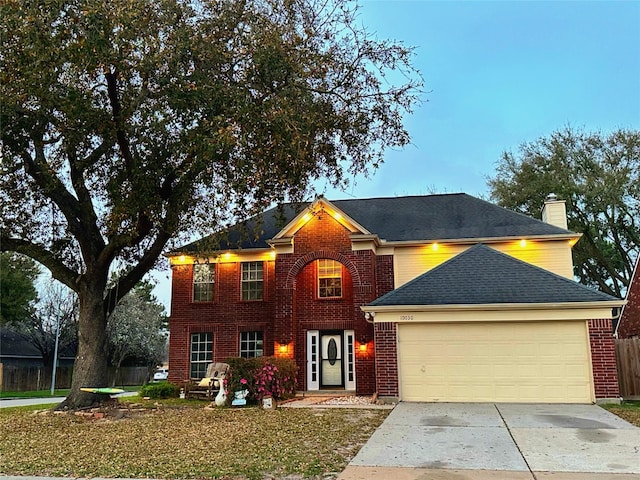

[138,382,181,399]
[224,356,297,405]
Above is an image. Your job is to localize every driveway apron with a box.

[339,402,640,480]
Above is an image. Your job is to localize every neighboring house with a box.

[618,256,640,338]
[166,193,623,403]
[0,327,76,368]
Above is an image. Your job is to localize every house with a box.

[617,256,640,338]
[166,193,623,403]
[0,327,76,368]
[0,327,76,391]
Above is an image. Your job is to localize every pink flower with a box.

[240,378,247,385]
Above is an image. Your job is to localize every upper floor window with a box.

[241,261,263,301]
[193,263,214,302]
[318,259,342,298]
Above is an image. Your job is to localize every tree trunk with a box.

[56,284,109,410]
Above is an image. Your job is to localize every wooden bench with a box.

[184,362,230,399]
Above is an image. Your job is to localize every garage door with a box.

[398,321,593,403]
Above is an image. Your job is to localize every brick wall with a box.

[168,260,276,383]
[168,211,387,394]
[619,258,640,338]
[589,318,620,399]
[374,322,398,397]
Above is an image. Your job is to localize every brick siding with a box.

[373,322,398,397]
[168,212,385,394]
[588,318,620,399]
[618,258,640,338]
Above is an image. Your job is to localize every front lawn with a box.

[0,401,388,479]
[603,401,640,427]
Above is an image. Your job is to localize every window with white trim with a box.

[193,263,214,302]
[240,331,263,358]
[241,261,263,301]
[190,332,212,378]
[318,259,342,298]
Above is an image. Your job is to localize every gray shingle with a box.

[369,244,620,306]
[175,193,571,252]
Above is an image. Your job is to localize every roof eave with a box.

[378,232,581,247]
[362,300,626,313]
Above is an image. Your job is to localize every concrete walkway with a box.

[338,403,640,480]
[0,391,138,408]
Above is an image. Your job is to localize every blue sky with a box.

[152,0,640,310]
[318,0,640,200]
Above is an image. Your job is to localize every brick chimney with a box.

[541,193,568,229]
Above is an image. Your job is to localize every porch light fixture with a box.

[278,343,288,354]
[358,342,368,353]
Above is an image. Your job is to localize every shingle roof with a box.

[368,244,620,306]
[0,328,41,357]
[175,193,572,253]
[0,328,77,359]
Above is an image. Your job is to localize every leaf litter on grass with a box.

[0,404,388,479]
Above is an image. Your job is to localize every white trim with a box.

[344,330,356,390]
[307,330,320,390]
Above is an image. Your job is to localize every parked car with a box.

[153,368,168,381]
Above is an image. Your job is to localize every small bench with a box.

[184,362,230,399]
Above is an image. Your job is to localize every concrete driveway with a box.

[339,403,640,480]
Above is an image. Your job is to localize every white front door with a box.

[321,333,343,387]
[307,330,355,390]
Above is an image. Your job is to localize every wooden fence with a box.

[0,364,151,392]
[616,338,640,400]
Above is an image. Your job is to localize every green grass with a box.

[602,401,640,427]
[0,385,141,399]
[0,402,388,480]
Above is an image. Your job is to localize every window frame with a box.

[193,263,215,302]
[239,331,264,358]
[317,259,343,299]
[190,332,213,379]
[241,261,264,301]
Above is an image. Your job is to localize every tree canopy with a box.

[488,127,640,298]
[107,281,167,385]
[19,280,79,372]
[0,0,421,408]
[0,252,40,326]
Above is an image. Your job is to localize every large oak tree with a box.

[489,127,640,298]
[0,0,421,408]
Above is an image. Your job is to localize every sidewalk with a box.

[0,391,138,408]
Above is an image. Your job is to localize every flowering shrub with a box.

[224,356,297,405]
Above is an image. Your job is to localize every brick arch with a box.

[285,250,363,289]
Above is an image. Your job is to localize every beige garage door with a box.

[398,321,593,403]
